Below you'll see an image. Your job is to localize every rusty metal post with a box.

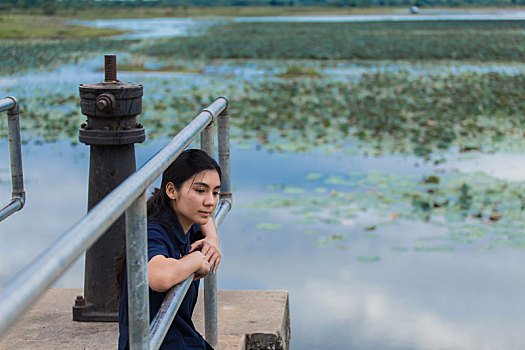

[73,54,145,322]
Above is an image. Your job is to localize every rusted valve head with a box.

[95,93,115,113]
[79,54,145,146]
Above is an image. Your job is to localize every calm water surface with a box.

[1,140,525,349]
[73,10,525,40]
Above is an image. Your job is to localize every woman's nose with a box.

[203,193,215,206]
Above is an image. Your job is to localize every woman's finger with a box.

[209,251,221,272]
[207,251,218,265]
[190,240,203,252]
[201,242,212,256]
[212,256,221,274]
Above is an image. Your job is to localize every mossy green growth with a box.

[0,38,137,75]
[277,65,322,78]
[0,15,127,39]
[106,63,203,74]
[139,20,525,61]
[39,6,388,20]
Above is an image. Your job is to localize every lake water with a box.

[73,10,525,39]
[2,139,525,349]
[1,15,525,350]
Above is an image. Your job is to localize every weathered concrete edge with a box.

[0,289,290,350]
[241,292,290,350]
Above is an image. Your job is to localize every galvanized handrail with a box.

[0,96,25,222]
[0,97,231,350]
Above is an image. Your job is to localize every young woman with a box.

[118,148,222,350]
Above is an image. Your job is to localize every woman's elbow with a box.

[148,272,172,292]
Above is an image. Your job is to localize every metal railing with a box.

[0,97,231,350]
[0,96,25,222]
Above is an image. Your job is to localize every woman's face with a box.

[167,169,221,232]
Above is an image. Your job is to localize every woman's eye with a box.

[213,192,219,197]
[195,189,205,193]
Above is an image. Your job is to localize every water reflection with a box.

[220,202,525,349]
[71,12,525,41]
[232,12,525,23]
[443,152,525,182]
[69,18,208,39]
[2,141,524,348]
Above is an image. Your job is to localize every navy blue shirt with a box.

[118,208,212,350]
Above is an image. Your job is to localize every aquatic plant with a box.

[138,20,525,61]
[231,71,525,156]
[0,38,138,75]
[5,71,525,157]
[244,170,525,251]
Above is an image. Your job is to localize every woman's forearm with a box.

[200,220,219,246]
[148,254,200,292]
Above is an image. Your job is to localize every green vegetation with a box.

[139,21,525,61]
[8,71,525,155]
[232,72,525,156]
[244,170,525,250]
[109,63,203,73]
[4,0,524,19]
[1,13,523,255]
[48,6,397,19]
[0,38,137,75]
[0,16,127,39]
[277,65,322,77]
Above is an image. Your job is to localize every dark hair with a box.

[146,148,221,222]
[116,149,221,298]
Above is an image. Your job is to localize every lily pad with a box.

[256,223,282,230]
[306,173,323,180]
[284,186,305,194]
[357,256,381,263]
[392,247,410,252]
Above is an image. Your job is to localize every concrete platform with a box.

[0,288,290,350]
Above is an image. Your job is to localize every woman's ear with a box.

[165,182,177,200]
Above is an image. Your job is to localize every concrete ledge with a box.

[0,288,290,350]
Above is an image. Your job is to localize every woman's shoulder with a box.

[148,208,178,231]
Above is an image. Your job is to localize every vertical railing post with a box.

[218,104,232,205]
[0,96,25,222]
[200,119,218,348]
[6,97,25,210]
[125,192,150,350]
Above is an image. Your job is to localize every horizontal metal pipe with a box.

[0,98,228,337]
[0,97,15,113]
[0,199,23,222]
[149,275,194,350]
[201,97,228,122]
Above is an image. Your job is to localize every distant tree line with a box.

[1,0,523,16]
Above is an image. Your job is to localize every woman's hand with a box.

[192,220,221,273]
[190,238,221,274]
[190,251,211,280]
